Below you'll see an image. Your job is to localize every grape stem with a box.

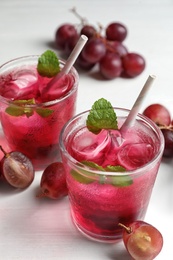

[159,125,173,130]
[118,223,132,234]
[70,7,87,25]
[0,145,9,158]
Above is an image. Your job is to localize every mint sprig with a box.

[86,98,118,134]
[71,161,133,187]
[37,50,60,78]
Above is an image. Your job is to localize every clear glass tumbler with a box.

[59,108,164,242]
[0,55,78,170]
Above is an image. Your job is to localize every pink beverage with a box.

[60,108,164,242]
[0,56,78,170]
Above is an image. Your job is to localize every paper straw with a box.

[120,75,156,133]
[48,34,88,87]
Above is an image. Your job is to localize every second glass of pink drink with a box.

[60,105,164,242]
[0,55,78,170]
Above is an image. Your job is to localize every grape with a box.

[143,103,171,126]
[160,128,173,157]
[106,22,127,42]
[122,53,146,77]
[65,34,80,55]
[99,52,122,79]
[38,162,68,199]
[106,40,128,57]
[0,146,35,189]
[55,23,78,50]
[119,221,163,260]
[80,25,97,39]
[76,54,96,70]
[82,38,106,63]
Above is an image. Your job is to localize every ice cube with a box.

[14,69,38,89]
[71,130,112,165]
[117,143,154,170]
[40,74,75,102]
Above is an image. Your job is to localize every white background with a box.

[0,0,173,259]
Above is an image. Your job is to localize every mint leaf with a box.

[86,98,118,134]
[5,106,26,117]
[36,108,53,117]
[5,99,35,117]
[12,99,35,105]
[81,160,105,171]
[105,165,133,187]
[5,99,53,118]
[110,175,133,187]
[37,50,60,78]
[71,169,94,184]
[105,165,126,172]
[71,160,133,187]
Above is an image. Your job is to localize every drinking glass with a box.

[0,56,78,170]
[59,107,164,242]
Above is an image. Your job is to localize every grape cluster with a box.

[54,10,146,79]
[143,104,173,158]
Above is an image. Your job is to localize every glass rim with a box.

[59,107,165,177]
[0,55,79,107]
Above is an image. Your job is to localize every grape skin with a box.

[161,128,173,158]
[143,103,173,158]
[106,22,127,42]
[122,53,146,78]
[1,150,35,189]
[55,23,78,50]
[106,40,128,57]
[99,52,122,79]
[82,38,106,63]
[143,103,171,126]
[120,221,163,260]
[39,162,68,199]
[80,25,96,39]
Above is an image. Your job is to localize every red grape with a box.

[38,162,68,199]
[99,52,122,79]
[80,25,97,39]
[0,146,35,189]
[65,34,80,55]
[122,52,146,77]
[143,104,171,126]
[106,22,127,42]
[55,23,78,50]
[160,128,173,157]
[82,38,106,63]
[119,221,163,260]
[106,40,128,57]
[76,54,96,70]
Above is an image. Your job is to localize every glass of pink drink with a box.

[0,55,78,170]
[59,107,164,242]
